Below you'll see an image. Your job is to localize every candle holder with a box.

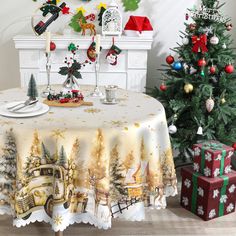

[90,53,104,98]
[41,52,55,98]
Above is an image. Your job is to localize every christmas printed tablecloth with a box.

[0,86,177,232]
[193,141,234,178]
[181,167,236,221]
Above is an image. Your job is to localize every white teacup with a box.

[105,85,118,103]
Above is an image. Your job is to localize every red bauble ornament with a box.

[189,23,196,31]
[160,84,167,91]
[50,41,56,51]
[225,23,233,31]
[166,55,174,65]
[225,64,234,74]
[209,66,216,74]
[232,143,236,151]
[198,58,207,67]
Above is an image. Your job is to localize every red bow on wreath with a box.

[192,34,208,53]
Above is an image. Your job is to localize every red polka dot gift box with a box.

[193,141,234,178]
[180,167,236,221]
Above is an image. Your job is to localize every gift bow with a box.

[192,34,208,53]
[202,142,223,151]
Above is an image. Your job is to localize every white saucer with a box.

[0,102,49,118]
[101,99,119,105]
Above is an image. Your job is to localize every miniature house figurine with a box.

[102,0,122,36]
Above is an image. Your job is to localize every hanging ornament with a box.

[209,66,216,74]
[200,70,205,77]
[192,34,208,53]
[203,26,213,36]
[232,143,236,151]
[221,98,226,104]
[206,97,215,112]
[184,83,193,94]
[198,58,207,67]
[172,61,183,71]
[197,126,203,135]
[50,41,56,51]
[166,55,174,65]
[190,66,197,75]
[225,64,234,74]
[222,43,227,49]
[185,13,189,20]
[182,37,189,45]
[210,35,219,45]
[189,23,196,31]
[225,23,233,31]
[106,39,122,66]
[160,83,167,91]
[168,124,177,134]
[87,41,97,62]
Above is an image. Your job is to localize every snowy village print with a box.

[0,128,176,230]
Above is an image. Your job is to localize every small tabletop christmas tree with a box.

[27,74,38,100]
[151,0,236,164]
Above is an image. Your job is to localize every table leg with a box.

[55,231,63,236]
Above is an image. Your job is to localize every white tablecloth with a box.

[0,85,177,231]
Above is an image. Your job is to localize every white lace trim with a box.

[2,186,177,232]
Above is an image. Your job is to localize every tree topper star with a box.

[97,2,107,10]
[76,6,86,15]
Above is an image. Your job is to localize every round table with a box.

[0,85,177,234]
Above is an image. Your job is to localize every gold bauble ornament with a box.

[184,83,194,93]
[221,98,226,104]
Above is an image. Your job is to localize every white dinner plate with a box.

[0,102,50,118]
[5,101,42,114]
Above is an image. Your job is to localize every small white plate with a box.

[5,101,42,114]
[101,99,119,105]
[0,102,49,118]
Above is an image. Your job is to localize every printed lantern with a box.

[102,0,122,36]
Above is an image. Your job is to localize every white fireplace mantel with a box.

[13,35,153,92]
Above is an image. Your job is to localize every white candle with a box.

[45,31,51,53]
[95,34,101,55]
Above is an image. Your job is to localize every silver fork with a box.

[7,99,31,110]
[10,100,38,112]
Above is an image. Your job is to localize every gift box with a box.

[193,141,234,178]
[232,155,236,171]
[124,16,153,37]
[181,167,236,221]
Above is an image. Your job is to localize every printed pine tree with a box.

[58,146,67,167]
[41,142,52,164]
[98,6,106,26]
[0,130,17,208]
[109,145,127,200]
[151,0,236,164]
[69,11,87,33]
[27,74,38,100]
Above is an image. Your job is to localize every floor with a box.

[1,194,236,236]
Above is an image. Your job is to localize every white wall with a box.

[0,0,235,90]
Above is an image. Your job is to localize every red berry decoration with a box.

[232,143,236,151]
[50,41,56,51]
[166,55,174,65]
[160,83,167,91]
[209,66,216,74]
[225,64,234,74]
[198,58,207,67]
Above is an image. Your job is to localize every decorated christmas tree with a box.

[151,0,236,164]
[69,10,87,33]
[0,130,17,208]
[98,6,106,26]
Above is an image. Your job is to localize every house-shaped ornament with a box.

[124,16,153,37]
